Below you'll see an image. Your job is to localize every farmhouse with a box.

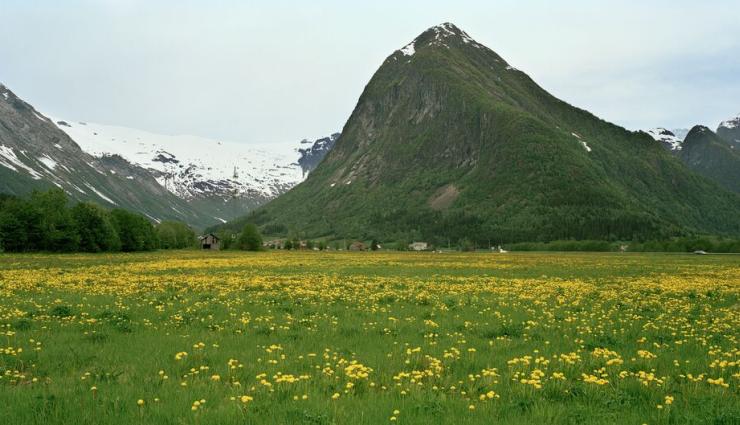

[199,234,220,250]
[408,241,428,251]
[349,241,366,251]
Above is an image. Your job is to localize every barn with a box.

[199,234,221,250]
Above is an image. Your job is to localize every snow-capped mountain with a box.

[51,118,340,224]
[53,120,304,200]
[0,82,217,227]
[717,113,740,149]
[1,80,341,228]
[646,128,683,151]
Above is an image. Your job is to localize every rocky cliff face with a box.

[296,133,340,176]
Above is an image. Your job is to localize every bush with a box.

[72,203,121,252]
[156,221,196,249]
[109,209,158,252]
[238,224,263,251]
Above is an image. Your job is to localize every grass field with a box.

[0,251,738,424]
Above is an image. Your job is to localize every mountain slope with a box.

[679,126,740,194]
[0,83,216,227]
[52,119,307,223]
[53,120,341,223]
[220,23,740,243]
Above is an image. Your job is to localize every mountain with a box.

[0,83,217,227]
[53,119,310,223]
[219,23,740,243]
[716,113,740,149]
[296,133,340,176]
[679,126,740,193]
[646,128,683,151]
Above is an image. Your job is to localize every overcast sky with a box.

[1,0,739,144]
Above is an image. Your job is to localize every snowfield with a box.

[719,114,740,130]
[54,120,305,200]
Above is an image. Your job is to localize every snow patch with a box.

[143,213,161,224]
[71,184,86,194]
[2,91,8,100]
[571,133,591,152]
[719,114,740,129]
[54,143,63,150]
[400,41,415,56]
[214,216,227,223]
[83,182,117,205]
[37,155,58,170]
[0,145,43,179]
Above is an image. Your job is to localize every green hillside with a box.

[680,126,740,194]
[219,23,740,244]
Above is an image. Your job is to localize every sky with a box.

[1,0,739,145]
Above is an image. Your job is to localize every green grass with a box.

[0,251,738,424]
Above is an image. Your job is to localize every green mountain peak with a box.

[218,24,740,244]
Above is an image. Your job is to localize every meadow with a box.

[0,251,738,424]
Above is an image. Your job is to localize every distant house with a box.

[349,241,366,251]
[264,239,285,249]
[199,234,220,250]
[408,242,428,251]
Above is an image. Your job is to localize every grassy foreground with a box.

[0,251,738,424]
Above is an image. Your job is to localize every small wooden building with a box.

[349,241,366,251]
[199,234,221,250]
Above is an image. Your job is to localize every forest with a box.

[0,189,196,252]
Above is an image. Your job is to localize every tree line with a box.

[0,189,196,253]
